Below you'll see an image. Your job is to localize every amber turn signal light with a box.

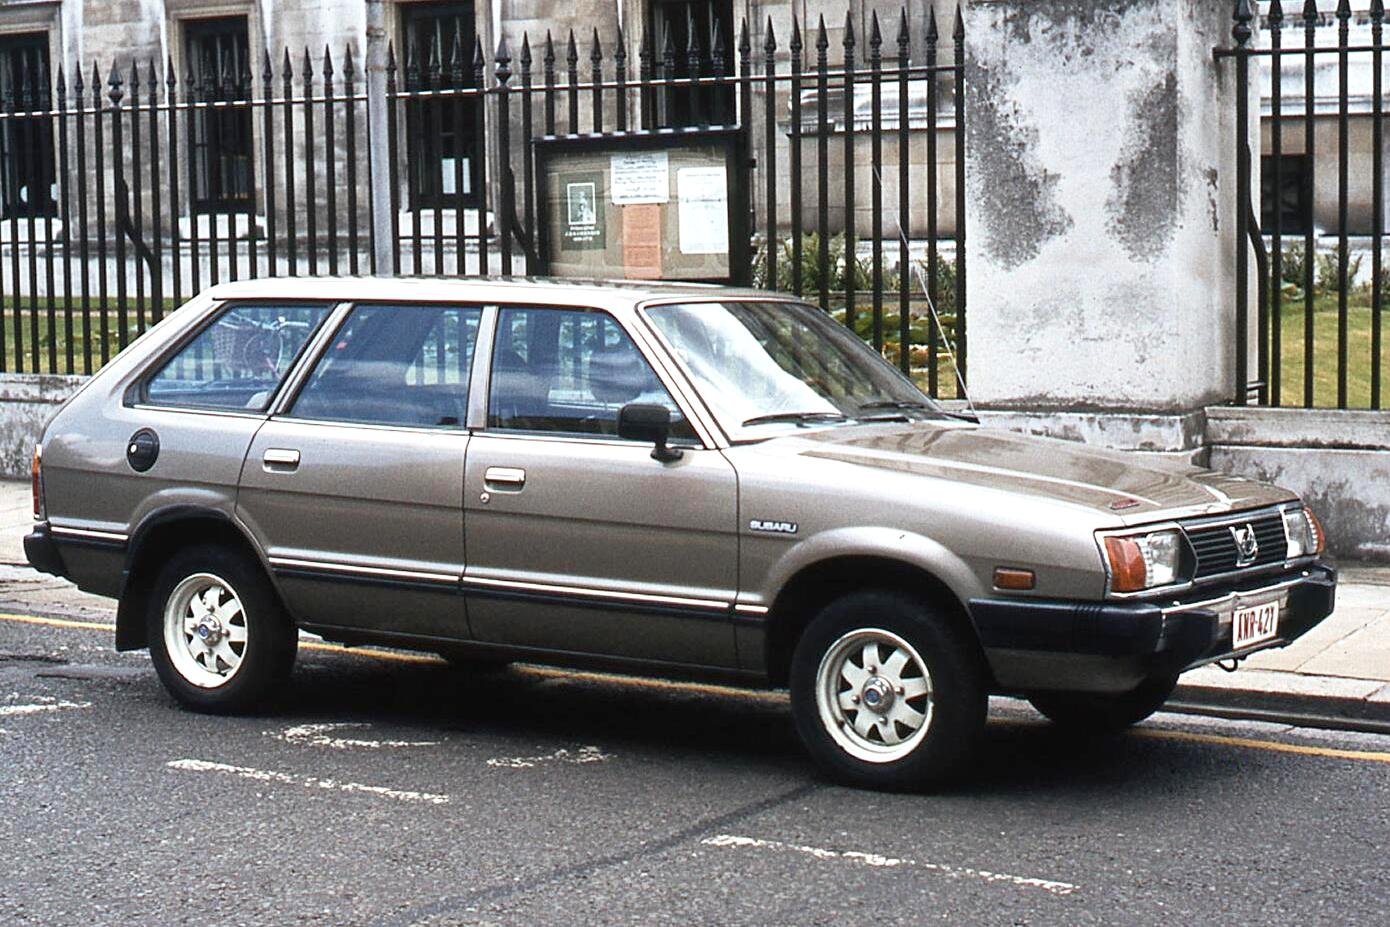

[30,445,42,520]
[1306,507,1326,555]
[1103,536,1147,593]
[993,567,1036,591]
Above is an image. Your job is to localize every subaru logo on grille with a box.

[1230,523,1259,566]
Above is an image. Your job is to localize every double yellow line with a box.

[4,610,1389,766]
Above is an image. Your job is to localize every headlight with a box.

[1283,506,1325,559]
[1102,529,1185,592]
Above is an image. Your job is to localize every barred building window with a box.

[649,0,734,127]
[185,16,255,214]
[401,1,481,209]
[0,32,56,219]
[1260,154,1312,237]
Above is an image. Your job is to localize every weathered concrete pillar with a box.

[962,0,1247,457]
[365,0,395,277]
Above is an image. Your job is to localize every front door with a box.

[463,304,740,668]
[237,302,482,641]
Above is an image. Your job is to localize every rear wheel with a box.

[789,590,987,791]
[1027,673,1179,732]
[146,544,296,714]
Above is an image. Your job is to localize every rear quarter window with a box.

[143,302,333,411]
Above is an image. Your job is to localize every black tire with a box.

[1027,673,1179,733]
[146,544,296,714]
[789,590,987,791]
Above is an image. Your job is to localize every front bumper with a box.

[969,564,1337,695]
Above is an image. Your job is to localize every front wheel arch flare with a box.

[763,555,988,689]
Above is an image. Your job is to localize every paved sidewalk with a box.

[2,478,1387,724]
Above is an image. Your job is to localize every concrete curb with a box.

[1171,665,1390,732]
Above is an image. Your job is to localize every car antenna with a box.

[872,162,978,422]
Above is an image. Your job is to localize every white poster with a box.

[676,166,729,255]
[610,151,670,204]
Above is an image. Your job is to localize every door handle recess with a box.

[263,448,301,471]
[484,466,526,490]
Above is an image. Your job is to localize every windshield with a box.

[643,300,944,440]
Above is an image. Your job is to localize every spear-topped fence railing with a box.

[1223,0,1386,409]
[0,2,967,395]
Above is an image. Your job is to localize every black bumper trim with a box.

[970,564,1338,672]
[24,524,67,578]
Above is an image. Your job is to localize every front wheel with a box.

[1027,673,1179,733]
[789,590,987,791]
[146,545,297,714]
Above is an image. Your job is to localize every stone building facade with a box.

[0,0,962,252]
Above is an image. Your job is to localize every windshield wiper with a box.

[857,399,977,423]
[741,411,850,427]
[857,399,935,412]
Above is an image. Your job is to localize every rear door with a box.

[462,304,740,668]
[236,302,482,641]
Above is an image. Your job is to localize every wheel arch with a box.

[761,542,990,689]
[115,505,278,651]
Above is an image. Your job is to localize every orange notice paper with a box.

[622,203,663,279]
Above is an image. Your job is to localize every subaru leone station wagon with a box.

[25,278,1335,790]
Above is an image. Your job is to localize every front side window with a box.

[488,305,695,441]
[185,16,254,213]
[145,302,332,410]
[0,32,56,219]
[290,303,481,428]
[644,300,945,440]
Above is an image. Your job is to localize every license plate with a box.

[1232,601,1280,650]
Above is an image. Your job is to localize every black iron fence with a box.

[0,2,966,397]
[1226,0,1386,409]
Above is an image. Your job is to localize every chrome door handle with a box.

[263,448,301,471]
[483,466,526,489]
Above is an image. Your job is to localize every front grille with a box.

[1183,510,1288,579]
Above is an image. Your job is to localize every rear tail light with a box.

[30,444,43,520]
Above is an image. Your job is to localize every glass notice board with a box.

[534,128,750,284]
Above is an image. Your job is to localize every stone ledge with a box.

[0,374,88,405]
[1206,406,1390,451]
[972,408,1207,454]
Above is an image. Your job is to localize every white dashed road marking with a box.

[486,745,612,769]
[701,834,1079,897]
[166,759,451,805]
[0,699,91,717]
[268,722,441,750]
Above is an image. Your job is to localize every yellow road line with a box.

[3,610,1388,763]
[1134,727,1390,765]
[298,639,439,665]
[0,612,116,632]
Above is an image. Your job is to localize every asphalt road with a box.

[2,609,1388,927]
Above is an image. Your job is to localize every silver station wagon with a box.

[25,278,1336,790]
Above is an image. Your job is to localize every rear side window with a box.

[289,303,482,428]
[144,302,333,411]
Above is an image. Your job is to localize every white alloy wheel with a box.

[814,627,934,764]
[162,572,249,688]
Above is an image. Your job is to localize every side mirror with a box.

[618,403,683,463]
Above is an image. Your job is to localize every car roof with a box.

[203,276,801,312]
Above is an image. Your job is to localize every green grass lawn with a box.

[1267,294,1388,408]
[0,292,1380,409]
[0,302,167,375]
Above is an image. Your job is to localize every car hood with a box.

[785,421,1294,524]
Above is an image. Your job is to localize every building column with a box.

[961,0,1252,458]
